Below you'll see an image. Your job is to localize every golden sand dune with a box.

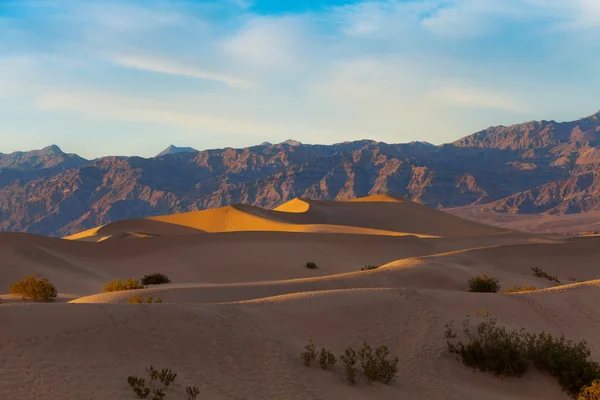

[66,194,510,242]
[2,195,600,400]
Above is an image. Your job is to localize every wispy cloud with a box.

[112,55,255,88]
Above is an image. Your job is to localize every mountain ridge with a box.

[2,110,600,237]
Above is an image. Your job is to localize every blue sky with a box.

[1,0,599,158]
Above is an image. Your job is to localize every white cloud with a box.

[426,85,525,112]
[112,55,255,88]
[35,91,267,135]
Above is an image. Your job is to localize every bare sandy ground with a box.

[447,204,600,235]
[1,194,599,399]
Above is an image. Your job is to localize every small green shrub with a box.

[186,386,200,400]
[141,273,171,285]
[306,262,318,269]
[103,278,144,292]
[128,295,163,304]
[532,267,561,284]
[579,380,600,400]
[318,347,337,370]
[504,283,537,293]
[361,265,380,271]
[446,314,600,397]
[8,273,57,301]
[340,347,359,385]
[301,339,318,367]
[468,275,500,293]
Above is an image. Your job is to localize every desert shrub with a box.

[127,376,150,399]
[361,265,380,271]
[357,342,399,384]
[444,321,457,339]
[8,273,57,301]
[532,267,561,284]
[301,339,318,367]
[447,314,600,397]
[340,347,359,385]
[141,273,171,285]
[305,262,318,269]
[447,316,529,376]
[468,275,500,293]
[103,278,144,292]
[151,388,166,400]
[186,386,200,400]
[128,366,188,399]
[579,380,600,400]
[318,347,337,370]
[128,295,163,304]
[504,283,537,293]
[527,333,600,396]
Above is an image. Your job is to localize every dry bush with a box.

[468,275,500,293]
[301,339,318,367]
[446,314,600,397]
[141,273,171,285]
[340,347,359,385]
[532,267,561,284]
[361,265,380,271]
[103,278,144,292]
[127,366,186,399]
[504,283,537,293]
[318,347,337,370]
[8,273,57,301]
[186,386,200,400]
[128,295,162,304]
[305,262,318,269]
[357,342,399,384]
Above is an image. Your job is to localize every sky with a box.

[1,0,600,158]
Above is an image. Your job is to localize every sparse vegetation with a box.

[304,339,398,386]
[532,267,561,284]
[357,342,399,384]
[318,347,337,370]
[504,283,537,293]
[468,275,500,293]
[361,265,380,271]
[127,366,190,399]
[185,386,200,400]
[446,313,600,397]
[340,347,359,385]
[301,339,318,367]
[305,262,318,269]
[127,295,163,304]
[8,273,57,301]
[102,278,144,292]
[141,273,171,286]
[579,380,600,400]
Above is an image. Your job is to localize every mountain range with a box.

[2,110,600,237]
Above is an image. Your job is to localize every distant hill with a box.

[2,110,600,236]
[155,145,198,157]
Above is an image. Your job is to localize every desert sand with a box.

[1,194,599,399]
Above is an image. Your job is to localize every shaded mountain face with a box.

[155,145,198,157]
[2,110,600,237]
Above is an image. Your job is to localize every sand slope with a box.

[1,195,600,400]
